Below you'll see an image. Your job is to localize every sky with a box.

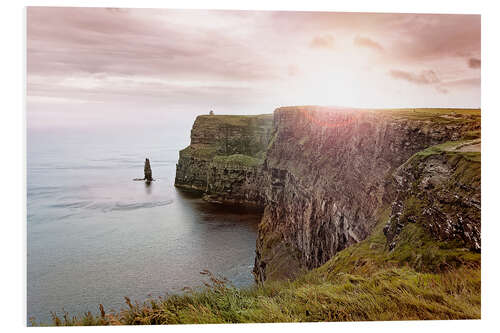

[27,7,481,131]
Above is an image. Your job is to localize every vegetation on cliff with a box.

[178,114,273,161]
[386,139,481,253]
[174,114,273,199]
[212,154,263,168]
[44,267,479,325]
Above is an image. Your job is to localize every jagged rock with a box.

[384,140,481,252]
[134,158,153,181]
[144,158,153,181]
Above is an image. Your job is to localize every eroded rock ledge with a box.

[175,106,481,283]
[384,139,481,253]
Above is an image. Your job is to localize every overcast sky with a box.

[27,7,480,131]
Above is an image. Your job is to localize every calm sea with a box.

[27,128,262,324]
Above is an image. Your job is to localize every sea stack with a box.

[144,158,153,181]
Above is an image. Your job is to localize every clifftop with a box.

[189,114,273,149]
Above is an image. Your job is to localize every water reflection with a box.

[145,180,152,194]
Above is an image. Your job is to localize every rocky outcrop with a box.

[144,158,153,181]
[175,106,481,283]
[133,158,154,181]
[384,139,481,252]
[174,114,273,205]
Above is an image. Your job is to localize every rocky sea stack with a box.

[133,158,154,182]
[144,158,153,182]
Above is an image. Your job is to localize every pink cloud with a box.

[354,36,383,51]
[388,14,481,61]
[310,34,335,49]
[389,69,440,85]
[442,78,481,88]
[27,7,278,81]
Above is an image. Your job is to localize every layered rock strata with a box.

[174,114,273,205]
[384,139,481,253]
[175,106,481,282]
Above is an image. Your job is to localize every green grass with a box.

[179,144,217,160]
[399,139,481,176]
[182,114,273,160]
[414,139,480,156]
[42,262,480,325]
[319,208,480,277]
[196,114,273,127]
[404,141,481,199]
[212,154,263,168]
[463,130,481,140]
[382,108,480,120]
[367,108,480,127]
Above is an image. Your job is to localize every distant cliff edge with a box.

[174,114,273,205]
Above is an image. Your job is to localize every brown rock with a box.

[144,158,152,181]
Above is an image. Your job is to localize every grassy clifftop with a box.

[183,114,273,160]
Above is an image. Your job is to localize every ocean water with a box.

[27,129,262,324]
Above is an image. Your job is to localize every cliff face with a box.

[175,107,481,282]
[253,107,480,281]
[174,114,273,205]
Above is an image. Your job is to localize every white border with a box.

[2,0,499,332]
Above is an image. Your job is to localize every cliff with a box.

[174,114,273,205]
[175,106,480,282]
[45,106,482,325]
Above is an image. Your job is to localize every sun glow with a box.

[27,8,480,130]
[300,108,358,128]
